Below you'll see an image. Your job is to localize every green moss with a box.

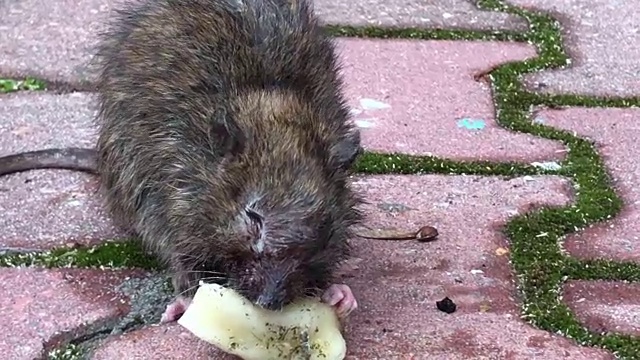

[0,240,160,270]
[47,344,83,360]
[0,77,47,93]
[1,0,639,357]
[534,93,640,108]
[324,24,528,42]
[565,259,640,282]
[354,152,548,176]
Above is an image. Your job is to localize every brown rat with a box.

[0,0,364,321]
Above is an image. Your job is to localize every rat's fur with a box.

[93,0,364,310]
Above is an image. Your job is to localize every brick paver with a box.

[0,92,122,250]
[564,281,640,337]
[0,267,145,359]
[92,323,231,359]
[313,0,527,31]
[507,0,640,97]
[2,0,640,358]
[0,0,122,85]
[338,39,564,161]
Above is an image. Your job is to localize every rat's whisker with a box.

[178,283,202,297]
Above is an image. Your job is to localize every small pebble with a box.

[436,297,457,314]
[416,225,439,242]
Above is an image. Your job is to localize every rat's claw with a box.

[160,295,192,323]
[321,283,358,319]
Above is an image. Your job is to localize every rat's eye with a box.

[245,208,262,223]
[244,208,264,240]
[250,243,265,259]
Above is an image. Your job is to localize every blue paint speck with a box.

[457,118,486,130]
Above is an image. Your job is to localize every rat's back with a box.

[92,0,359,233]
[95,0,345,117]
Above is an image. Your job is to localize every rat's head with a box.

[222,164,363,311]
[198,88,364,310]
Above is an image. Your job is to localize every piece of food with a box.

[177,281,347,360]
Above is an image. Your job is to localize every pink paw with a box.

[321,283,357,319]
[160,296,192,323]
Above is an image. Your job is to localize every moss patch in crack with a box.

[565,259,640,282]
[354,152,550,176]
[0,77,47,93]
[324,24,528,43]
[534,93,640,108]
[0,240,161,270]
[47,344,83,360]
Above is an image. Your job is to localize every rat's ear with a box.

[276,0,314,25]
[329,128,362,171]
[279,0,310,12]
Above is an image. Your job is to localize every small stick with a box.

[353,225,438,242]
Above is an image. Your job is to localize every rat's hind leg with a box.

[321,283,358,319]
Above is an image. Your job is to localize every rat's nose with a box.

[256,292,284,311]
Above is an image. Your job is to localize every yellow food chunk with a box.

[177,281,347,360]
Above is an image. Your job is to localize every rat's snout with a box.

[254,278,288,311]
[255,292,285,311]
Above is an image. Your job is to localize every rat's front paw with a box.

[321,283,357,319]
[160,295,193,323]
